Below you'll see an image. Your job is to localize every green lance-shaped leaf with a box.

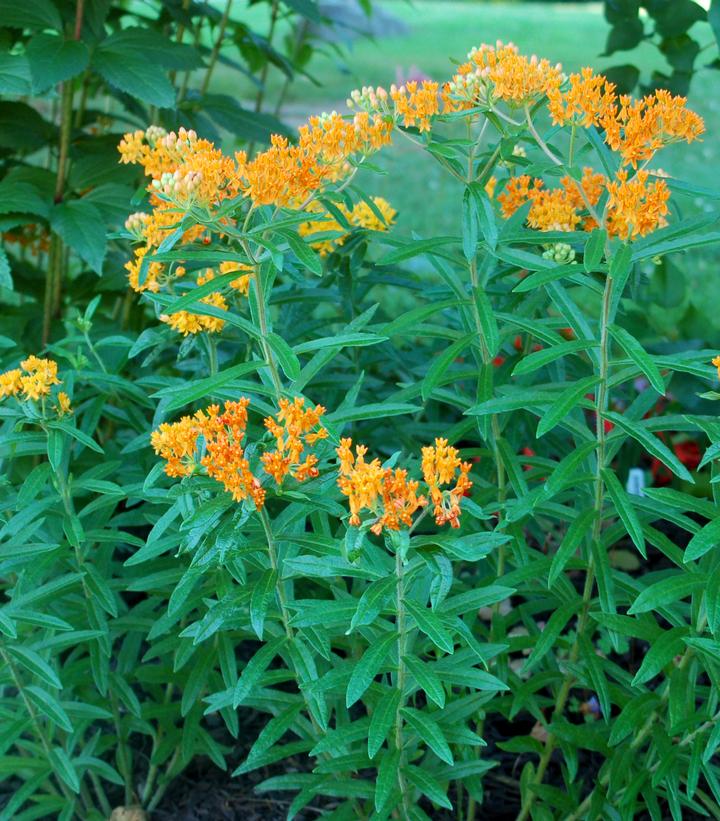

[511,340,595,377]
[250,569,277,640]
[246,703,303,760]
[404,599,455,654]
[601,468,646,557]
[583,228,607,272]
[404,764,453,810]
[631,627,689,686]
[283,230,323,276]
[628,573,707,615]
[400,707,454,765]
[545,440,596,495]
[422,333,474,401]
[609,325,665,394]
[548,510,597,588]
[348,576,396,634]
[368,689,400,759]
[609,693,658,746]
[684,517,720,563]
[375,750,401,811]
[266,333,301,381]
[403,656,445,708]
[346,632,396,708]
[462,185,479,261]
[537,376,600,438]
[522,599,582,673]
[25,686,73,732]
[49,747,80,794]
[604,412,695,483]
[608,243,633,319]
[578,635,610,722]
[234,637,286,708]
[7,646,62,689]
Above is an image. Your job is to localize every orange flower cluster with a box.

[421,439,473,528]
[349,81,440,133]
[0,356,63,403]
[236,111,391,208]
[261,397,328,484]
[548,68,617,128]
[603,90,705,168]
[498,168,605,232]
[336,439,427,535]
[151,398,265,507]
[605,170,670,240]
[444,42,562,110]
[298,197,397,256]
[152,396,329,506]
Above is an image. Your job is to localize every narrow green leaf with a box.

[8,646,62,689]
[609,325,665,394]
[284,231,322,276]
[628,574,706,615]
[346,632,395,708]
[404,764,453,810]
[537,376,600,437]
[49,747,80,793]
[348,576,396,633]
[403,656,445,708]
[404,599,455,654]
[401,707,454,765]
[250,569,277,639]
[684,517,720,563]
[422,334,473,401]
[266,333,301,381]
[548,510,597,587]
[368,689,400,759]
[375,750,400,811]
[584,229,607,272]
[512,340,595,377]
[604,412,694,483]
[522,599,581,672]
[233,637,286,708]
[601,468,645,557]
[25,686,73,732]
[632,627,688,686]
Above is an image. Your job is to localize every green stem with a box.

[516,273,615,821]
[394,548,411,817]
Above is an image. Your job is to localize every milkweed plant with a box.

[2,41,720,820]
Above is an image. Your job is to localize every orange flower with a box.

[421,438,473,528]
[712,355,720,379]
[602,90,704,168]
[152,398,265,507]
[261,397,328,485]
[298,197,396,257]
[390,81,440,132]
[548,67,617,128]
[336,439,427,533]
[0,368,22,399]
[606,170,670,240]
[444,42,561,111]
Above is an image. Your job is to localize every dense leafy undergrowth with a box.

[2,14,720,821]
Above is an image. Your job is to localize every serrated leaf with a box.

[26,34,88,93]
[50,200,106,274]
[346,632,395,708]
[93,43,175,108]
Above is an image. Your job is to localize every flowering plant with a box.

[2,37,720,820]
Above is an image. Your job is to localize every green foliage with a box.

[1,11,720,821]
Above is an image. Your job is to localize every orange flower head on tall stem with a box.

[261,397,328,485]
[421,438,473,528]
